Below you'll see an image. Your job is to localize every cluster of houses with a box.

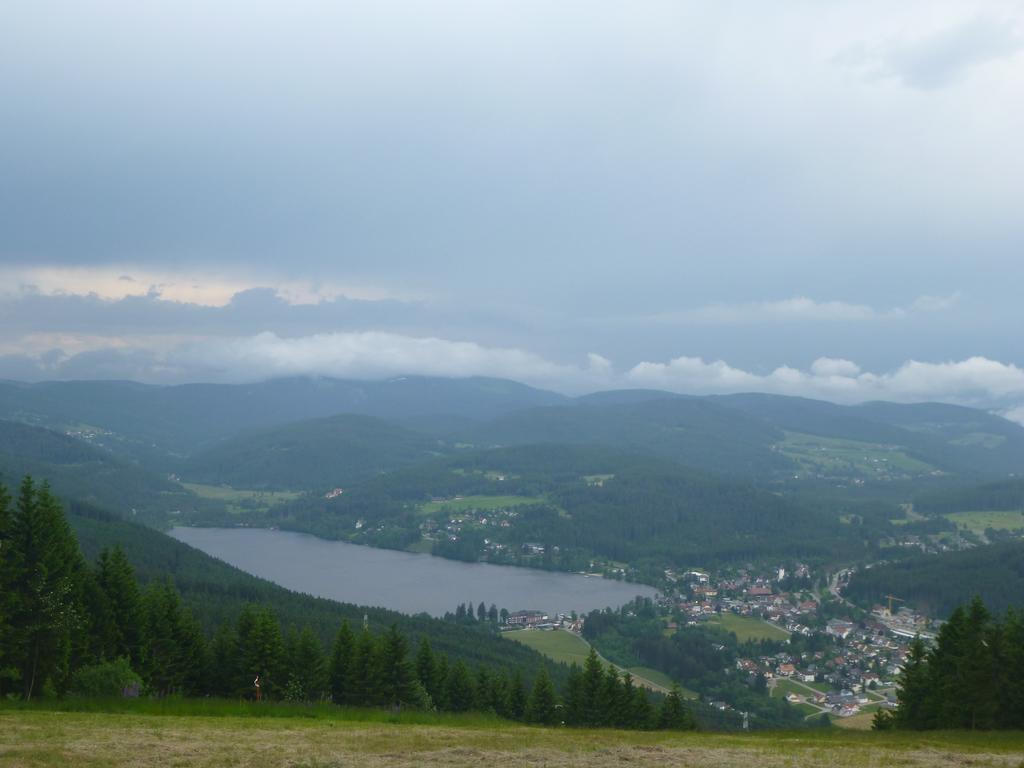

[660,564,933,716]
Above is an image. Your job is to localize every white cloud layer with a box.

[626,354,1024,414]
[4,331,1022,423]
[642,295,959,326]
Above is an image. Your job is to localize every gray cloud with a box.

[882,16,1022,89]
[0,3,1021,396]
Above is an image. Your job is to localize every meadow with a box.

[945,510,1024,536]
[3,705,1023,768]
[505,629,697,697]
[706,612,791,643]
[418,494,546,515]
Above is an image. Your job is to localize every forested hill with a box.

[0,419,203,523]
[913,478,1024,516]
[3,376,1021,485]
[65,497,558,677]
[464,398,790,477]
[0,376,566,455]
[179,414,449,490]
[844,541,1024,618]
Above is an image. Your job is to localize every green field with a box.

[419,494,546,515]
[504,631,695,697]
[4,707,1024,768]
[504,628,598,667]
[778,432,934,478]
[945,510,1024,535]
[182,482,301,514]
[708,613,790,642]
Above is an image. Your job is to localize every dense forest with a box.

[845,542,1024,618]
[0,476,695,731]
[878,597,1024,730]
[913,478,1024,516]
[580,598,807,730]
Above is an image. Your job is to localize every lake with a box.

[170,527,657,618]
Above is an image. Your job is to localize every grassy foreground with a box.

[3,705,1024,768]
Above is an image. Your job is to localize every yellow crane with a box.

[884,594,904,615]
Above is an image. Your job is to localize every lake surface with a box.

[170,527,657,618]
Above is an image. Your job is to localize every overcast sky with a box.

[1,1,1023,418]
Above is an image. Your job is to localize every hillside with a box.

[0,420,206,525]
[0,376,566,458]
[64,498,557,676]
[465,398,790,477]
[180,414,449,490]
[250,444,878,572]
[844,540,1024,617]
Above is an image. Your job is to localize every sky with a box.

[1,1,1023,419]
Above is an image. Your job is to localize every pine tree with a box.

[140,581,206,697]
[415,636,440,705]
[206,623,238,698]
[379,624,417,709]
[630,682,653,730]
[0,480,14,697]
[894,636,930,730]
[562,661,583,725]
[1001,608,1024,728]
[95,545,142,665]
[602,665,623,727]
[235,605,284,700]
[477,602,487,622]
[5,478,85,700]
[350,626,380,706]
[329,620,355,705]
[286,627,327,702]
[658,684,694,730]
[526,666,559,725]
[444,659,476,712]
[580,647,605,726]
[507,668,527,720]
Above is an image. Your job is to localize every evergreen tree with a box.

[415,636,440,706]
[526,666,559,725]
[379,623,417,708]
[286,627,327,702]
[444,659,476,712]
[235,605,284,699]
[489,668,510,717]
[488,604,498,623]
[0,481,15,696]
[1002,609,1024,728]
[579,647,605,726]
[5,478,85,700]
[329,620,355,705]
[475,665,493,712]
[350,626,380,706]
[658,684,694,730]
[894,636,930,730]
[477,601,487,622]
[507,668,527,720]
[562,661,583,725]
[602,665,624,727]
[434,653,450,710]
[630,682,653,730]
[140,581,205,696]
[95,545,142,665]
[206,623,238,698]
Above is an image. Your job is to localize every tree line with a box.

[877,596,1024,730]
[0,476,693,730]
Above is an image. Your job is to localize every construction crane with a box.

[884,594,904,615]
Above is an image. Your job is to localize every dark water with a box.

[170,526,657,618]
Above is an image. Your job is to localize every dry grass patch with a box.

[2,710,1023,768]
